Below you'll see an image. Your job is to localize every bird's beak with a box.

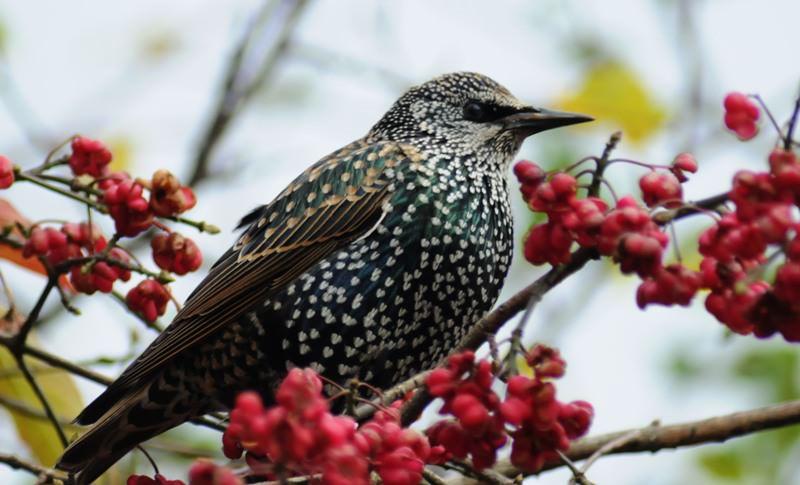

[501,108,593,136]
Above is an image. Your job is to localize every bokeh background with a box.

[0,0,799,483]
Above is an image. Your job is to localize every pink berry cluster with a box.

[516,90,800,343]
[515,154,699,307]
[69,136,113,177]
[11,136,207,323]
[151,232,202,275]
[100,169,196,237]
[220,368,431,485]
[700,147,800,341]
[128,460,244,485]
[125,279,172,323]
[723,92,760,140]
[59,136,195,237]
[23,222,131,294]
[425,351,506,469]
[425,347,592,472]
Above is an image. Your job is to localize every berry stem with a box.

[15,172,108,214]
[38,136,74,172]
[784,84,800,150]
[13,353,69,448]
[168,216,221,234]
[587,132,621,198]
[562,156,599,174]
[752,94,784,139]
[605,159,672,170]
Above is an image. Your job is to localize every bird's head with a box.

[368,72,592,166]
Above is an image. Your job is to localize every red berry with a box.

[103,178,154,237]
[150,170,197,217]
[69,136,113,177]
[513,160,545,186]
[558,400,594,439]
[639,171,683,208]
[523,222,573,266]
[672,152,697,173]
[636,264,701,309]
[187,460,242,485]
[525,344,566,379]
[127,474,184,485]
[151,232,203,275]
[126,279,170,322]
[0,155,15,189]
[723,92,760,140]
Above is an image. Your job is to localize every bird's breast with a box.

[254,158,514,390]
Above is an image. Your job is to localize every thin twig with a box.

[752,94,784,139]
[0,452,65,483]
[558,450,594,485]
[13,279,55,348]
[587,131,621,198]
[785,83,800,150]
[577,425,651,476]
[423,468,448,485]
[14,355,68,447]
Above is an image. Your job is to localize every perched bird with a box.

[57,72,591,483]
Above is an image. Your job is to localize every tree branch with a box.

[483,399,800,480]
[0,452,64,483]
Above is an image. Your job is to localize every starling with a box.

[57,72,591,483]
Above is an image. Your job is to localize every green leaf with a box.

[697,449,744,480]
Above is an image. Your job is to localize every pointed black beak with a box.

[501,107,593,136]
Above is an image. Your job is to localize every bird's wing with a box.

[77,140,416,423]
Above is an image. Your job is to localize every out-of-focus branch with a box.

[0,63,55,151]
[289,41,412,92]
[0,452,64,483]
[189,0,311,186]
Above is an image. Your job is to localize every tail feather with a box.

[58,382,200,484]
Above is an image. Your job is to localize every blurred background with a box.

[0,0,798,483]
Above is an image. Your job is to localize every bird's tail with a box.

[57,381,198,485]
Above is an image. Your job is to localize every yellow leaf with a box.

[0,336,83,466]
[557,62,667,143]
[107,137,134,173]
[516,355,534,377]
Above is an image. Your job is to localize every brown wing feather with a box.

[76,141,406,424]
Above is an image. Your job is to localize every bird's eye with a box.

[463,101,490,122]
[462,100,516,123]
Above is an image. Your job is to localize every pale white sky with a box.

[1,0,799,483]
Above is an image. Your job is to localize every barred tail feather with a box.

[57,382,198,484]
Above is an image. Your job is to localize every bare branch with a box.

[490,400,800,479]
[189,0,311,186]
[13,355,68,447]
[0,452,64,483]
